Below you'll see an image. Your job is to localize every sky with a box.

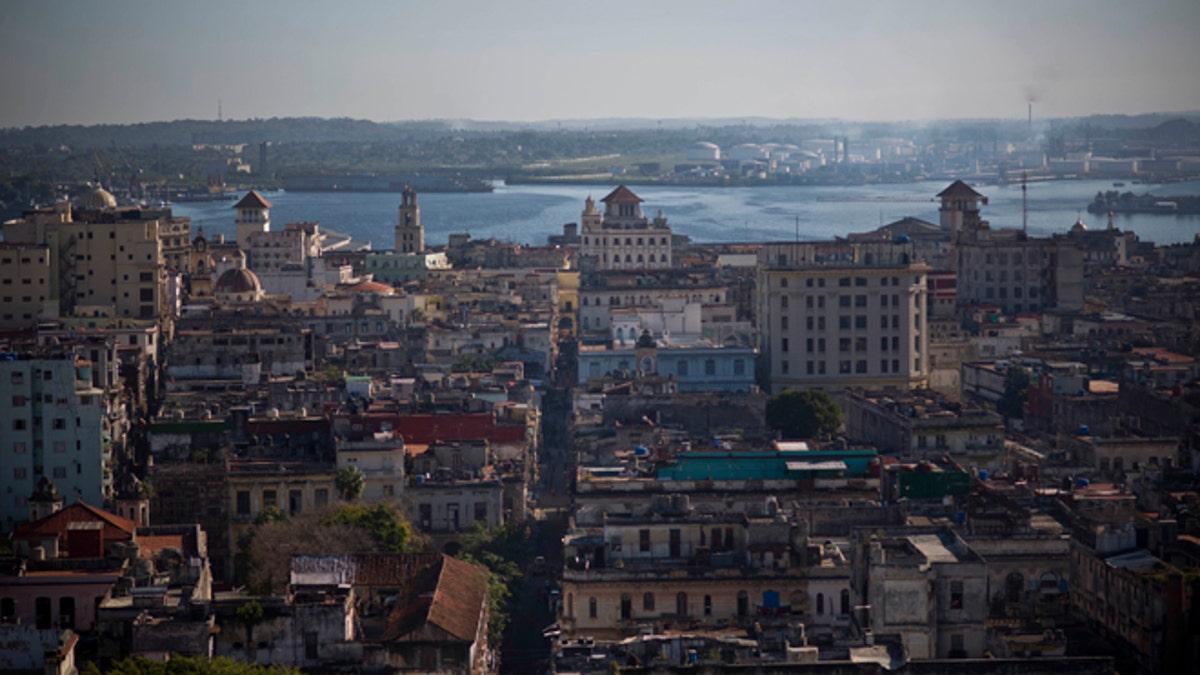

[1,0,1198,127]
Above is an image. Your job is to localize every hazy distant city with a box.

[2,2,1200,675]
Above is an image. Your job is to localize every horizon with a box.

[2,0,1199,128]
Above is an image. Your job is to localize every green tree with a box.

[235,601,264,658]
[88,655,299,675]
[455,520,531,646]
[998,367,1032,419]
[321,503,417,553]
[766,389,842,439]
[335,465,365,501]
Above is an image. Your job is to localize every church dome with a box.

[79,186,117,210]
[214,268,263,295]
[1071,217,1087,233]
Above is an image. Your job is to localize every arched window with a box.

[588,597,597,619]
[620,594,632,620]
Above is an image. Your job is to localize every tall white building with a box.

[757,241,930,392]
[234,190,272,248]
[579,185,672,271]
[0,353,109,532]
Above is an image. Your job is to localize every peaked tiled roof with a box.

[936,180,983,199]
[233,190,272,209]
[11,502,137,544]
[601,185,643,204]
[382,554,489,643]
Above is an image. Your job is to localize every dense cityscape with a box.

[4,2,1200,675]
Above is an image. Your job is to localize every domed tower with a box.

[78,185,118,211]
[115,472,150,527]
[394,186,424,253]
[29,475,64,522]
[213,267,264,305]
[233,190,272,249]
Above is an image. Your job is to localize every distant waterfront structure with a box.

[233,190,272,247]
[579,185,673,271]
[394,185,424,253]
[686,141,721,161]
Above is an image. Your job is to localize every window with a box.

[36,597,52,629]
[475,501,488,522]
[839,360,851,374]
[643,592,655,612]
[807,361,814,375]
[676,360,689,376]
[838,278,850,287]
[806,338,814,353]
[620,593,632,620]
[780,295,788,309]
[856,360,867,374]
[640,529,651,552]
[733,360,745,376]
[704,594,712,616]
[839,316,851,330]
[855,277,866,287]
[13,468,26,480]
[305,632,319,660]
[53,467,66,479]
[236,491,251,515]
[855,315,867,329]
[855,337,867,353]
[839,338,851,353]
[841,589,850,615]
[950,581,963,609]
[704,359,715,376]
[781,338,789,353]
[855,294,867,307]
[676,592,688,616]
[315,488,329,508]
[781,360,789,374]
[588,597,597,619]
[839,295,851,308]
[816,592,824,615]
[262,490,277,509]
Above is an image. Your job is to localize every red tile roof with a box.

[601,185,643,204]
[233,190,272,209]
[383,554,489,643]
[937,180,983,199]
[11,502,136,545]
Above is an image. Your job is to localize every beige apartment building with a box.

[0,243,55,329]
[2,190,177,323]
[757,240,930,392]
[579,186,673,271]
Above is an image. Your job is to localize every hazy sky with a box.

[2,0,1198,127]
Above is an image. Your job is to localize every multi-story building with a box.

[841,389,1005,470]
[2,191,177,322]
[0,353,109,532]
[0,243,55,329]
[943,181,1085,314]
[245,221,324,274]
[579,186,672,271]
[233,190,272,248]
[853,529,988,659]
[757,240,930,392]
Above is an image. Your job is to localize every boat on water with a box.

[284,173,493,193]
[1113,182,1125,187]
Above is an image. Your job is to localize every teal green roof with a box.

[659,449,877,481]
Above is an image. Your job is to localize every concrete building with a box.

[0,243,55,329]
[579,186,672,271]
[0,354,110,532]
[2,193,176,322]
[854,529,988,659]
[942,181,1085,314]
[757,240,930,392]
[233,190,272,248]
[841,389,1004,471]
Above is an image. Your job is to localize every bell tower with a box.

[233,190,272,249]
[395,186,424,253]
